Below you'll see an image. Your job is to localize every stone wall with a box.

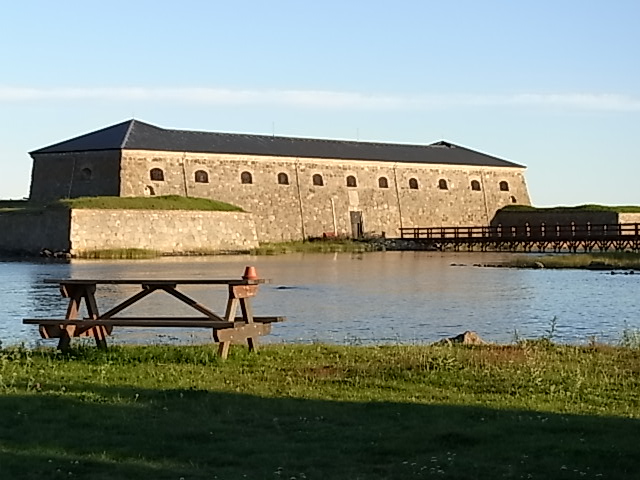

[0,209,70,254]
[618,213,640,224]
[69,209,258,254]
[120,150,531,241]
[30,151,121,202]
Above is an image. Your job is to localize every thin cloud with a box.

[0,86,638,112]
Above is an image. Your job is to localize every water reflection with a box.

[1,252,638,347]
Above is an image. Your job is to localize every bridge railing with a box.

[399,223,640,240]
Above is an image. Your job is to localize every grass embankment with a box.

[251,238,378,255]
[1,342,639,479]
[508,252,640,270]
[0,196,243,214]
[60,195,243,212]
[502,204,640,213]
[75,239,377,259]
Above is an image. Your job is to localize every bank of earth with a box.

[1,342,639,479]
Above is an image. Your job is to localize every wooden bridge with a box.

[399,223,640,253]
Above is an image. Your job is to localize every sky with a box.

[1,0,639,206]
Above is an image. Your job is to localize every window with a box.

[150,168,164,181]
[80,168,92,181]
[195,170,209,183]
[312,174,324,186]
[471,180,481,191]
[408,178,419,190]
[241,171,253,184]
[378,177,389,188]
[346,175,357,187]
[499,181,509,191]
[144,185,155,196]
[438,179,448,190]
[511,196,517,204]
[277,172,289,185]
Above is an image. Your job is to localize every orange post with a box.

[242,266,258,280]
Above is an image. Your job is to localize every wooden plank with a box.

[218,341,230,359]
[24,316,285,325]
[44,279,268,285]
[24,318,239,328]
[229,285,259,299]
[213,323,271,343]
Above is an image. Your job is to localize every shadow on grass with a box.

[1,385,638,480]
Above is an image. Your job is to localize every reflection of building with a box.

[29,120,531,241]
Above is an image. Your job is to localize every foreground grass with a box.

[508,252,640,270]
[1,343,639,479]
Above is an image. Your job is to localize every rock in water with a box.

[438,331,487,345]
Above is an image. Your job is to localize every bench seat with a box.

[23,316,286,329]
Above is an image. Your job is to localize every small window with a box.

[408,178,419,190]
[471,180,481,191]
[241,171,253,184]
[378,177,389,188]
[312,174,324,186]
[499,181,509,191]
[277,172,289,185]
[80,168,92,180]
[144,185,155,196]
[438,179,448,190]
[346,175,357,187]
[195,170,209,183]
[150,168,164,181]
[511,196,517,204]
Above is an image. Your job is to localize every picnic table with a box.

[23,269,285,359]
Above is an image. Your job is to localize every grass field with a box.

[1,342,639,479]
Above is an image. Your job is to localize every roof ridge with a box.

[166,126,446,150]
[120,119,135,148]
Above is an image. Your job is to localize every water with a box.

[1,252,638,347]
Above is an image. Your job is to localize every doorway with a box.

[350,211,364,238]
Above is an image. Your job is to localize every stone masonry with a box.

[118,151,530,241]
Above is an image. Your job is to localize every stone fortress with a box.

[29,120,531,243]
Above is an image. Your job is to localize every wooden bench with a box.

[22,273,286,358]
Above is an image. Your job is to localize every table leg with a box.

[58,284,84,350]
[58,283,109,350]
[240,298,258,352]
[217,297,239,359]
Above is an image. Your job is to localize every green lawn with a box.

[1,342,639,479]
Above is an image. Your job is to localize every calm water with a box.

[1,252,638,347]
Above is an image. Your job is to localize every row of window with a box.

[149,168,511,192]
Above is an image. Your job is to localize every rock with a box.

[587,261,610,270]
[437,331,487,346]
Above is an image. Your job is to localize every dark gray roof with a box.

[31,119,525,168]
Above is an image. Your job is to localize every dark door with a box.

[350,211,364,238]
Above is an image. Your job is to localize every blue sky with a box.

[1,0,639,206]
